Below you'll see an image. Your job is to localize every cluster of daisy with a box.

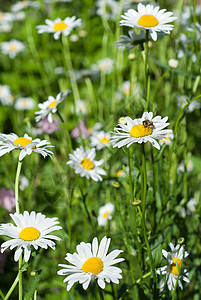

[0,0,194,296]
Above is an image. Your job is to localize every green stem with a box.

[144,30,149,110]
[15,160,22,215]
[137,206,156,296]
[118,271,151,299]
[141,144,147,218]
[18,256,23,300]
[78,179,92,225]
[3,273,19,300]
[127,149,142,266]
[0,289,4,299]
[113,188,138,299]
[98,286,105,300]
[61,35,80,101]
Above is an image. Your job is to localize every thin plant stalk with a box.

[113,188,139,299]
[4,273,19,300]
[144,30,149,110]
[141,144,147,218]
[137,206,156,297]
[14,159,23,300]
[127,149,142,266]
[61,35,80,101]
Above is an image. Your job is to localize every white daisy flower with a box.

[0,12,14,23]
[19,175,29,191]
[90,131,111,150]
[14,97,35,110]
[157,243,190,291]
[36,16,82,40]
[159,132,174,146]
[35,90,70,123]
[177,160,194,173]
[75,99,87,115]
[92,58,114,74]
[11,1,40,12]
[57,236,124,290]
[96,0,120,21]
[0,211,62,262]
[97,203,114,226]
[0,133,54,161]
[120,3,177,41]
[0,85,12,104]
[1,39,25,59]
[67,146,106,181]
[114,169,127,178]
[111,112,172,150]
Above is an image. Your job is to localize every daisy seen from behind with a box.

[0,211,62,262]
[0,133,54,160]
[57,236,124,290]
[36,16,81,40]
[111,112,172,150]
[157,243,190,291]
[90,130,111,150]
[97,202,114,226]
[67,146,106,181]
[1,39,25,59]
[35,90,70,123]
[120,3,177,41]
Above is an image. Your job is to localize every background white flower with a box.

[1,39,25,59]
[97,203,114,226]
[36,17,81,40]
[157,243,189,291]
[67,146,106,181]
[35,90,70,123]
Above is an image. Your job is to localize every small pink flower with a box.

[36,117,60,134]
[0,188,15,212]
[70,120,90,139]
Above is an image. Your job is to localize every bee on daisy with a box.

[111,112,172,150]
[0,211,62,262]
[36,16,82,40]
[35,90,70,123]
[157,243,190,291]
[67,146,106,181]
[0,133,54,160]
[97,203,114,226]
[120,3,177,41]
[57,236,124,290]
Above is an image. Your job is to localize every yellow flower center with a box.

[81,158,94,170]
[130,124,152,138]
[103,211,110,218]
[82,257,103,274]
[137,14,159,28]
[10,45,17,51]
[14,137,32,148]
[48,99,57,108]
[53,21,67,31]
[19,227,40,241]
[171,258,182,275]
[100,137,110,144]
[114,169,123,177]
